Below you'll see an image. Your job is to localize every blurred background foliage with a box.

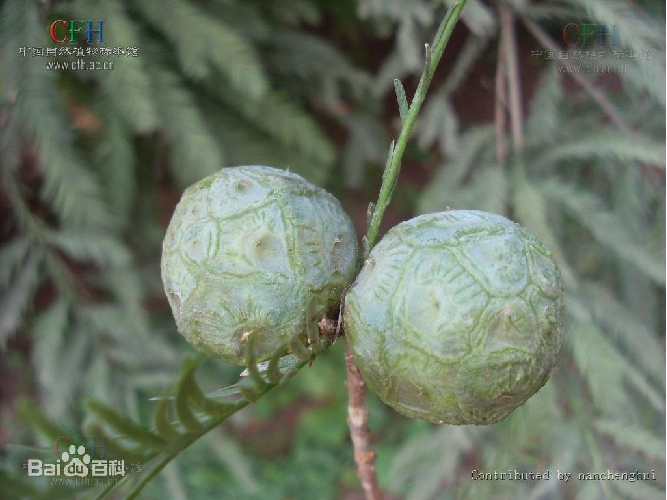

[0,0,665,498]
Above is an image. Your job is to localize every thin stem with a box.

[495,27,508,164]
[500,4,523,152]
[125,404,248,500]
[344,3,468,500]
[366,0,468,250]
[91,399,251,500]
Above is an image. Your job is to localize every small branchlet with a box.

[34,318,340,499]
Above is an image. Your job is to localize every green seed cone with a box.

[344,210,564,425]
[161,166,359,364]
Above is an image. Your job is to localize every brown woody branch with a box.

[495,16,508,164]
[500,4,524,152]
[344,340,382,500]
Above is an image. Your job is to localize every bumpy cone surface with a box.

[161,166,358,364]
[344,210,563,425]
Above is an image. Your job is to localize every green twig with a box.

[124,402,248,500]
[365,0,468,252]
